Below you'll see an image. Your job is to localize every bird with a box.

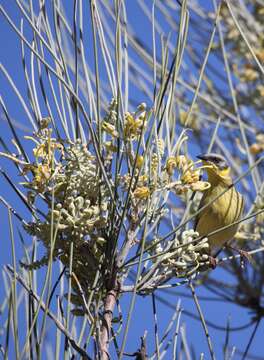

[194,153,244,257]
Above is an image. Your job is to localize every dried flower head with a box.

[148,229,209,281]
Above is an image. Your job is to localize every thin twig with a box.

[241,318,261,360]
[5,265,91,360]
[189,281,216,360]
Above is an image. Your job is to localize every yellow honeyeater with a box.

[195,153,244,251]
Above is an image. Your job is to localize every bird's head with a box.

[197,153,231,184]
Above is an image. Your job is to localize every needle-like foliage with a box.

[1,1,264,359]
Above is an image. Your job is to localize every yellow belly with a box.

[196,186,244,248]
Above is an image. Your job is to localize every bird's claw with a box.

[227,246,252,268]
[238,249,252,262]
[208,256,218,269]
[238,249,252,269]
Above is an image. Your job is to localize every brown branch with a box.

[99,288,118,360]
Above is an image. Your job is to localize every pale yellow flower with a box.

[134,186,150,199]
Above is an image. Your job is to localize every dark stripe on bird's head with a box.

[197,153,229,170]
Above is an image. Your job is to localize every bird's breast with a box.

[196,185,244,248]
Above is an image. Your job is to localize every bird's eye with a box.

[212,157,220,163]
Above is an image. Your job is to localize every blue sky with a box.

[1,1,264,359]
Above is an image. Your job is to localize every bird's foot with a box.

[226,246,252,268]
[208,256,218,269]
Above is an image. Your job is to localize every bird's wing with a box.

[235,190,244,222]
[194,186,244,232]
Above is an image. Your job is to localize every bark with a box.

[99,288,118,359]
[99,223,137,358]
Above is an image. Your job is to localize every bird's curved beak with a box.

[196,154,215,171]
[197,154,210,162]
